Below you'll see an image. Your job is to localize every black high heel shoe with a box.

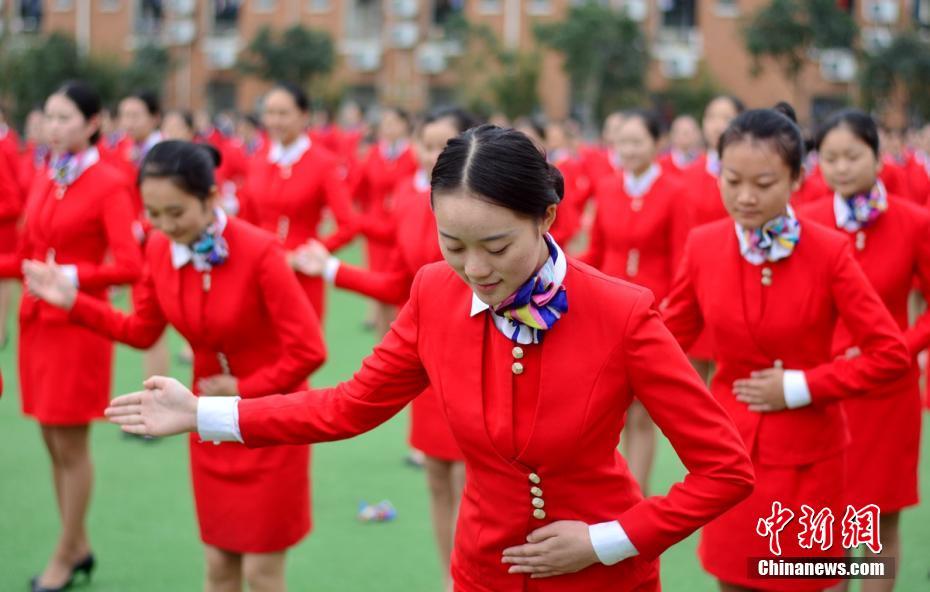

[30,553,95,592]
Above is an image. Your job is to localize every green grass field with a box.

[1,243,928,591]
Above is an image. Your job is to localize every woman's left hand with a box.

[197,375,239,397]
[733,367,786,412]
[501,520,599,578]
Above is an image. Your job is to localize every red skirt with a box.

[700,452,846,591]
[410,386,463,461]
[189,432,311,554]
[842,384,921,512]
[19,316,113,425]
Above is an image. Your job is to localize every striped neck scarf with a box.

[736,207,801,265]
[491,235,568,344]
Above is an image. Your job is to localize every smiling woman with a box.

[102,125,755,592]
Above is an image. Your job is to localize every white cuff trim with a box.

[322,257,341,283]
[197,396,243,443]
[60,264,79,288]
[589,520,639,566]
[783,370,812,409]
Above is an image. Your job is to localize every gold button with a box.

[761,276,773,287]
[533,509,547,520]
[529,473,541,484]
[512,362,524,375]
[532,497,545,509]
[762,267,773,277]
[530,486,543,497]
[512,346,524,359]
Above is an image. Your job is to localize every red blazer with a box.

[98,136,146,215]
[548,153,590,245]
[240,142,356,253]
[682,154,728,227]
[800,196,930,373]
[580,170,691,301]
[0,160,142,320]
[878,158,911,202]
[662,219,910,466]
[340,177,440,305]
[235,260,755,591]
[657,151,697,178]
[350,142,418,219]
[0,146,21,225]
[792,165,831,207]
[68,217,325,397]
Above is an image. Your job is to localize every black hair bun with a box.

[773,101,798,124]
[546,162,564,203]
[199,143,223,168]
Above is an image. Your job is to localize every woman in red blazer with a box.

[580,109,692,496]
[295,108,475,585]
[663,104,910,592]
[238,83,357,318]
[106,125,755,592]
[799,110,929,592]
[1,81,143,592]
[680,95,746,378]
[25,141,327,592]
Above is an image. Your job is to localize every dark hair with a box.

[124,89,161,117]
[271,82,310,112]
[706,94,746,117]
[431,124,562,218]
[382,106,412,130]
[815,108,879,157]
[422,106,479,135]
[622,108,663,141]
[138,140,222,201]
[718,102,805,179]
[165,109,195,132]
[243,113,262,129]
[513,116,545,142]
[55,80,103,145]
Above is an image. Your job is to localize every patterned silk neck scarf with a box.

[491,235,568,344]
[737,207,801,265]
[48,147,99,187]
[190,218,230,272]
[835,182,888,232]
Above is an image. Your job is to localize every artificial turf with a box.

[1,244,928,591]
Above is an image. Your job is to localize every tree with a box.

[744,0,857,83]
[238,25,334,89]
[535,1,646,130]
[860,32,930,122]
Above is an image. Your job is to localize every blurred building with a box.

[1,0,928,123]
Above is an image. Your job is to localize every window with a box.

[527,0,552,15]
[307,0,331,12]
[715,0,739,17]
[19,0,43,32]
[253,0,275,12]
[661,0,697,28]
[432,0,464,27]
[136,0,164,34]
[915,0,930,26]
[478,0,501,14]
[214,0,240,32]
[347,0,381,39]
[53,0,74,10]
[99,0,121,12]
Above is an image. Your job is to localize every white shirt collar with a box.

[171,208,228,270]
[380,139,409,160]
[48,146,100,185]
[268,134,311,167]
[139,131,162,154]
[469,236,567,318]
[623,163,660,198]
[414,169,430,192]
[671,149,698,169]
[706,151,720,177]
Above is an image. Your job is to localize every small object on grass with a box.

[357,500,397,523]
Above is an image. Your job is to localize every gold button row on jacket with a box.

[761,267,773,286]
[528,473,546,519]
[512,347,525,375]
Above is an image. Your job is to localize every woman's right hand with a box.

[22,256,78,309]
[105,376,199,437]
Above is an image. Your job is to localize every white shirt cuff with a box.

[322,257,341,283]
[60,264,79,288]
[197,396,243,443]
[589,521,639,566]
[783,370,812,409]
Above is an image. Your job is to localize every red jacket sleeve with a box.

[73,185,143,290]
[68,268,169,349]
[617,291,754,560]
[238,270,430,446]
[660,235,705,350]
[904,212,930,355]
[805,242,910,402]
[320,165,359,253]
[333,255,415,306]
[236,243,328,397]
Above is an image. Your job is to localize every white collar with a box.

[380,139,409,160]
[171,208,228,270]
[469,236,567,319]
[139,131,162,153]
[705,151,720,177]
[48,146,100,185]
[623,163,660,198]
[671,149,698,169]
[268,134,311,167]
[414,169,430,192]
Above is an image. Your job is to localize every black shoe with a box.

[30,554,94,592]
